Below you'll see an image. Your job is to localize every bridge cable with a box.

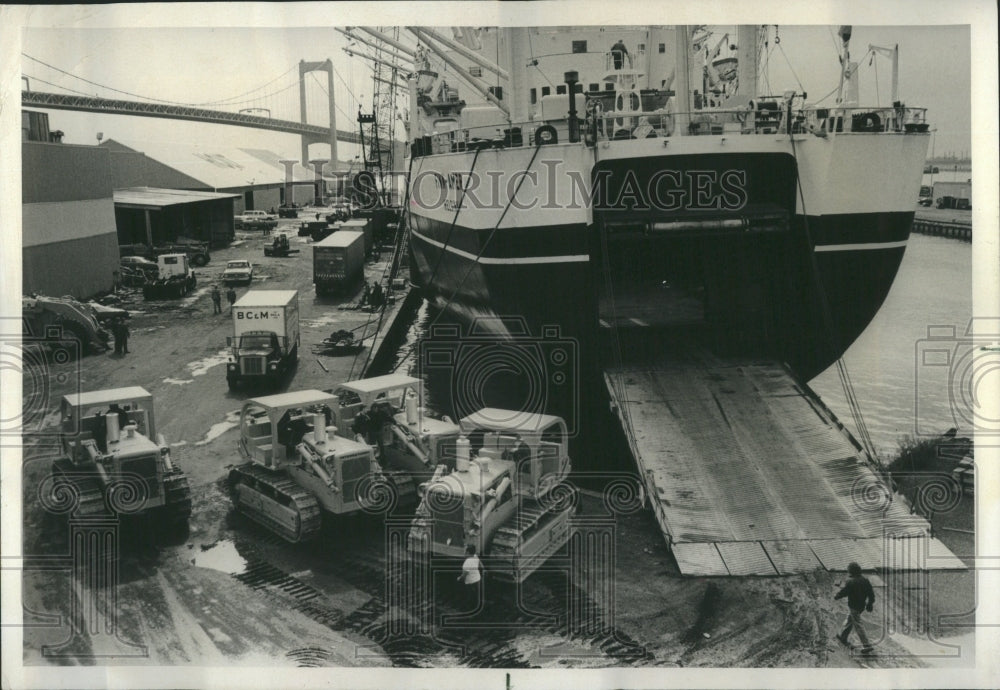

[22,53,300,108]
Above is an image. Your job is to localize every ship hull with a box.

[408,132,927,380]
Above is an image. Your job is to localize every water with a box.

[390,232,972,465]
[811,232,973,457]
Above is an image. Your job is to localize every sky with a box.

[14,20,972,163]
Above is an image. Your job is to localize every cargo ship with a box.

[403,25,930,379]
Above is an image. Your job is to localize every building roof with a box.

[114,187,239,209]
[102,138,342,189]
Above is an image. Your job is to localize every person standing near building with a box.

[457,543,483,615]
[211,285,222,315]
[835,561,876,653]
[117,318,130,355]
[226,286,237,314]
[112,319,123,355]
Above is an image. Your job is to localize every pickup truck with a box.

[235,210,278,232]
[223,259,254,285]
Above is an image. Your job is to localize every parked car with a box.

[278,205,299,218]
[235,210,278,231]
[222,259,254,285]
[120,255,159,276]
[119,241,211,267]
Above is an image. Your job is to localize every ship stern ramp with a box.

[604,353,965,576]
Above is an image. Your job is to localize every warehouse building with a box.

[100,139,322,212]
[22,112,119,298]
[114,187,239,248]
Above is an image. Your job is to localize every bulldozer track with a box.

[490,500,574,581]
[229,463,322,543]
[225,517,651,667]
[161,464,192,525]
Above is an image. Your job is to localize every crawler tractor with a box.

[330,374,461,503]
[49,387,191,527]
[408,409,574,583]
[228,390,383,542]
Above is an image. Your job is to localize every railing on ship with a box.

[409,104,930,158]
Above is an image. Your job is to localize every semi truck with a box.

[313,231,365,296]
[226,290,300,390]
[143,253,197,299]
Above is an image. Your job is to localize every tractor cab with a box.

[236,389,376,515]
[53,386,188,523]
[60,386,160,467]
[330,374,461,474]
[459,408,570,500]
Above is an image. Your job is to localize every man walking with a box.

[211,285,222,314]
[457,543,483,615]
[226,286,237,314]
[835,561,876,653]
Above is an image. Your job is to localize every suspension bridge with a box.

[22,53,405,165]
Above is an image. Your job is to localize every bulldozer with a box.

[329,374,461,503]
[22,295,112,356]
[228,378,463,543]
[49,387,191,527]
[407,408,574,583]
[228,390,383,542]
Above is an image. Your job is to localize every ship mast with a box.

[735,25,758,99]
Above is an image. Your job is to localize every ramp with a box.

[605,355,966,576]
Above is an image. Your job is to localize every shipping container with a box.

[313,231,365,295]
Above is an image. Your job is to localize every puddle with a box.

[192,540,247,574]
[195,409,241,446]
[186,349,230,377]
[302,313,343,328]
[164,377,194,385]
[180,286,211,307]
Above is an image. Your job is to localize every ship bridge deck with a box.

[604,340,965,576]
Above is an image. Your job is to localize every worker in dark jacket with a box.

[610,39,630,69]
[835,561,876,652]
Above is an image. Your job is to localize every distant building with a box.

[99,139,327,212]
[22,112,119,298]
[114,187,239,248]
[932,179,972,204]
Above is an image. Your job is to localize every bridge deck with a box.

[605,350,965,576]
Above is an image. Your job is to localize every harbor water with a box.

[390,231,972,466]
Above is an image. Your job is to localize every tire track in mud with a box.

[223,516,654,667]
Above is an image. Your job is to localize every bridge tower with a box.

[299,59,338,166]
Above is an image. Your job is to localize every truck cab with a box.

[226,290,299,390]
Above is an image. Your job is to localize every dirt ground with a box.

[17,213,977,668]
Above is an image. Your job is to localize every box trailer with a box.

[340,218,373,257]
[226,290,300,390]
[314,231,365,295]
